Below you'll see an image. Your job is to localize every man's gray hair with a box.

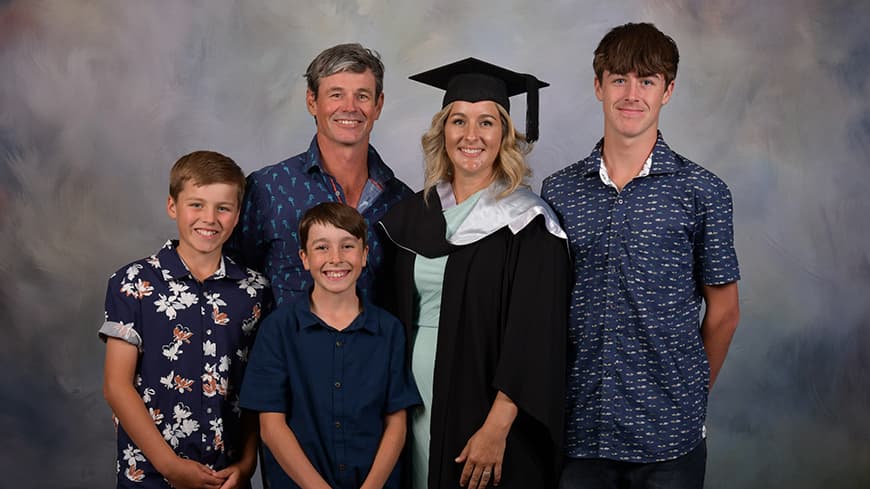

[305,43,385,98]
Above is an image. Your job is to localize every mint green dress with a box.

[410,190,483,489]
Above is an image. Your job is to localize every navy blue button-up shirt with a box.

[239,292,421,489]
[226,137,412,307]
[542,133,740,463]
[100,240,269,488]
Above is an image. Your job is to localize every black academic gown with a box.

[380,188,569,489]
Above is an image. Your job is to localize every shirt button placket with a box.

[333,331,345,480]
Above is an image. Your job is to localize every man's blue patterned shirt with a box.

[227,136,412,307]
[541,133,740,463]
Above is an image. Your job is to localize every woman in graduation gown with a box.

[379,58,570,489]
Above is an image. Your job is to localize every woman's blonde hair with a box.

[421,102,531,199]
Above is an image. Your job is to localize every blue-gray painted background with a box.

[1,1,868,487]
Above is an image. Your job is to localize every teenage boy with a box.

[239,202,421,489]
[101,151,270,488]
[227,43,412,307]
[542,23,741,489]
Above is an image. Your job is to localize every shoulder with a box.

[670,151,733,199]
[246,152,310,184]
[542,156,597,199]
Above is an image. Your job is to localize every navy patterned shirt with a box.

[239,292,422,489]
[100,240,269,487]
[226,136,412,307]
[542,133,740,463]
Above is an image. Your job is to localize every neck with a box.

[601,127,658,190]
[309,287,361,331]
[176,247,221,282]
[452,172,494,204]
[317,135,370,207]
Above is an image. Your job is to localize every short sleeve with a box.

[239,310,291,413]
[98,268,144,351]
[694,177,741,285]
[383,314,422,414]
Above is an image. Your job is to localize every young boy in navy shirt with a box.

[240,202,421,489]
[101,151,269,488]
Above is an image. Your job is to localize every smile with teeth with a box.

[460,148,483,156]
[195,229,219,237]
[324,270,350,279]
[335,119,362,126]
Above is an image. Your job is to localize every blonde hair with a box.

[421,102,531,199]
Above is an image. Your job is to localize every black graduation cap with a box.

[409,57,549,142]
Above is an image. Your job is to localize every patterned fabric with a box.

[226,136,412,307]
[541,132,740,463]
[239,292,421,489]
[100,240,269,488]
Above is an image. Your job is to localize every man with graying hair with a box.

[228,43,412,308]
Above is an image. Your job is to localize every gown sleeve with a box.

[492,215,570,448]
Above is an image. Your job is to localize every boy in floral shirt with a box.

[100,151,269,488]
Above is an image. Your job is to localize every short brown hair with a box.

[298,202,368,250]
[593,23,679,86]
[169,150,246,205]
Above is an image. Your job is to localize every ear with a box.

[306,89,317,116]
[362,245,369,268]
[166,196,177,220]
[661,79,675,106]
[298,248,311,271]
[373,92,384,121]
[594,76,604,102]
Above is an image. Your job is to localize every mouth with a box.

[334,118,363,127]
[195,229,219,238]
[459,148,483,156]
[323,270,351,279]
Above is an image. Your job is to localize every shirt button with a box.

[334,421,341,429]
[206,407,212,414]
[335,340,343,347]
[617,198,624,204]
[206,329,212,335]
[334,381,342,389]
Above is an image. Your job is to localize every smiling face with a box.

[307,69,384,150]
[444,100,503,183]
[299,221,368,298]
[167,180,240,266]
[595,70,674,143]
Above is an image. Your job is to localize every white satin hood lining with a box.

[436,181,567,246]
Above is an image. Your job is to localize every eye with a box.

[357,93,370,101]
[641,79,656,86]
[342,243,357,249]
[314,244,328,251]
[481,119,494,127]
[451,118,465,126]
[189,202,203,208]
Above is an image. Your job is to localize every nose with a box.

[327,247,341,263]
[462,123,479,141]
[625,80,640,101]
[202,206,218,223]
[340,95,357,112]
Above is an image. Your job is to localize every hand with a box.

[215,465,246,489]
[455,424,507,488]
[162,457,226,489]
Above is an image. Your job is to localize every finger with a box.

[493,462,503,486]
[455,444,469,463]
[468,464,487,489]
[459,461,474,487]
[479,466,493,489]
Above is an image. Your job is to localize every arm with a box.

[360,409,407,489]
[455,391,518,489]
[103,338,225,489]
[701,282,740,390]
[259,412,331,489]
[214,411,258,489]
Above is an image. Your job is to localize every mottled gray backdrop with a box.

[1,0,868,487]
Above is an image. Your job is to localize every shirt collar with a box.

[303,135,397,188]
[157,240,247,281]
[583,131,682,178]
[294,288,380,334]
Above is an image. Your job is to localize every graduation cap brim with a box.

[409,57,549,142]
